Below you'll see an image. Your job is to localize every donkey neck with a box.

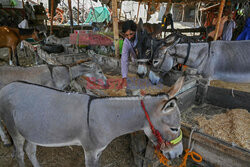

[91,95,165,140]
[171,43,209,68]
[70,65,88,79]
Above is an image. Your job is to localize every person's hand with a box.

[117,78,127,89]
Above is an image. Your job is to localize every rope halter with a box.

[140,99,182,150]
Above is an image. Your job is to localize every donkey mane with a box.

[96,93,169,101]
[10,80,70,93]
[12,81,168,100]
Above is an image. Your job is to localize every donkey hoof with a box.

[3,143,12,147]
[3,139,13,147]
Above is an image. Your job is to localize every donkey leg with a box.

[84,147,106,167]
[12,135,25,167]
[0,122,12,146]
[24,141,40,167]
[8,48,13,66]
[5,120,26,167]
[14,48,20,66]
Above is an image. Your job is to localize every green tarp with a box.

[84,6,111,23]
[10,0,17,6]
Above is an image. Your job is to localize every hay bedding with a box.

[195,109,250,150]
[177,102,250,151]
[101,73,171,97]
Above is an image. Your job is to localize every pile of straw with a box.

[195,109,250,150]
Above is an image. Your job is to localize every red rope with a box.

[140,100,164,149]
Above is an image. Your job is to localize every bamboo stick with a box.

[112,0,119,58]
[181,4,185,22]
[50,0,54,35]
[77,0,79,25]
[68,0,73,32]
[214,0,225,40]
[165,1,172,15]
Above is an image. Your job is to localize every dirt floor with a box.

[0,47,249,167]
[0,135,135,167]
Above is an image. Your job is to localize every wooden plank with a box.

[177,86,197,112]
[205,86,250,111]
[182,125,250,167]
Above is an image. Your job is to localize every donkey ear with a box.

[167,77,184,98]
[138,18,144,31]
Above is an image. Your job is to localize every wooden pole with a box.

[112,0,119,57]
[165,1,172,15]
[147,2,151,22]
[136,2,141,23]
[194,4,197,27]
[22,0,24,8]
[118,1,122,20]
[195,2,201,27]
[50,0,54,35]
[22,0,25,18]
[68,0,73,32]
[181,4,185,22]
[77,0,79,25]
[214,0,225,40]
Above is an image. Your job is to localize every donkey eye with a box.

[165,101,175,109]
[169,102,175,107]
[170,128,178,132]
[153,60,159,64]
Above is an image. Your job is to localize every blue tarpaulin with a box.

[84,6,111,23]
[237,17,250,40]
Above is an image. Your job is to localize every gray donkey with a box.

[0,62,108,146]
[151,40,250,84]
[0,61,108,90]
[0,77,184,167]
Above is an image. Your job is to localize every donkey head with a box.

[45,35,59,45]
[136,18,164,79]
[77,61,108,88]
[152,32,202,72]
[147,34,181,85]
[152,34,181,74]
[136,18,153,61]
[144,77,184,159]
